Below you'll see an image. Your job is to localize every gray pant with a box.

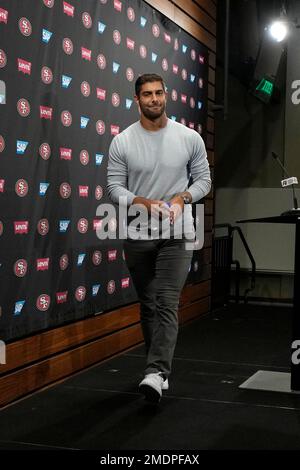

[123,238,193,377]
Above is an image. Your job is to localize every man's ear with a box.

[134,95,141,114]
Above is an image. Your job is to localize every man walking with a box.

[107,73,211,403]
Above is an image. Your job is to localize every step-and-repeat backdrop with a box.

[0,0,208,341]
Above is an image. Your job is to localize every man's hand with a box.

[132,197,170,220]
[167,196,184,225]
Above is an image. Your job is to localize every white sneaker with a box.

[162,378,169,390]
[139,372,165,403]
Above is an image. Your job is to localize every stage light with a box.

[269,20,288,42]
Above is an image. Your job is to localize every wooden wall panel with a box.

[208,67,216,85]
[171,0,216,35]
[144,0,216,51]
[0,304,140,375]
[0,283,211,407]
[194,0,217,19]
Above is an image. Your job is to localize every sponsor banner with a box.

[0,0,208,342]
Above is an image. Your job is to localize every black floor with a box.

[1,303,300,452]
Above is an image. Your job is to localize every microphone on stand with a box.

[271,152,300,216]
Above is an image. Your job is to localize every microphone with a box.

[271,152,300,216]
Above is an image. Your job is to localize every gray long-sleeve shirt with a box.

[107,118,211,238]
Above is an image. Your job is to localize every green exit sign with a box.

[255,78,274,96]
[252,77,275,103]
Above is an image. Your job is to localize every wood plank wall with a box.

[0,0,216,408]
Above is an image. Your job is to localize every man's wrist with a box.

[177,192,192,204]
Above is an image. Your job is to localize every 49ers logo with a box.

[126,67,134,82]
[80,149,90,165]
[41,66,53,84]
[111,92,120,107]
[81,81,90,97]
[174,38,179,51]
[113,30,121,45]
[107,280,116,294]
[127,7,135,22]
[0,135,5,152]
[191,49,196,61]
[171,89,178,101]
[82,12,92,29]
[15,179,28,197]
[190,97,195,109]
[92,250,102,265]
[36,294,51,311]
[75,286,86,302]
[37,218,49,236]
[109,218,117,233]
[14,259,28,277]
[139,45,147,59]
[60,182,71,199]
[39,143,51,160]
[63,38,73,55]
[77,218,88,233]
[152,24,160,38]
[162,58,168,71]
[0,221,3,236]
[17,98,30,117]
[95,185,103,200]
[43,0,55,7]
[59,254,69,270]
[19,18,32,37]
[97,54,106,70]
[61,110,72,127]
[0,49,7,68]
[96,120,105,135]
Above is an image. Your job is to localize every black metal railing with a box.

[212,223,256,305]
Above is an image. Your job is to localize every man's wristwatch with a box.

[179,193,191,204]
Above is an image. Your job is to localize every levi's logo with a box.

[0,8,8,24]
[121,277,130,288]
[56,291,68,304]
[81,47,91,61]
[108,250,117,261]
[63,2,74,16]
[111,125,119,135]
[18,58,31,75]
[37,258,49,271]
[14,221,29,234]
[60,148,72,160]
[114,0,122,11]
[97,88,106,100]
[79,186,89,197]
[126,38,135,50]
[40,106,53,119]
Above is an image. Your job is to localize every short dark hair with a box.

[135,73,166,96]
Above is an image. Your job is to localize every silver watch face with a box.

[183,196,190,204]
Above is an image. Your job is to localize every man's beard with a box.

[139,101,166,120]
